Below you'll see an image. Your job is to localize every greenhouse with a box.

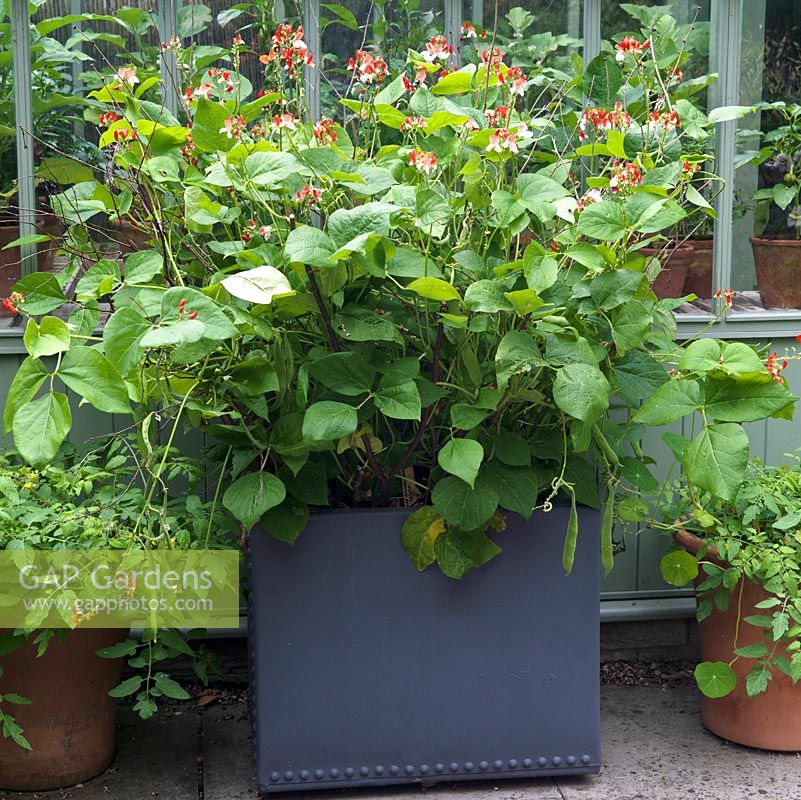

[0,1,800,798]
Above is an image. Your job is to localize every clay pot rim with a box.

[673,236,714,248]
[750,235,801,247]
[640,243,694,254]
[674,527,726,569]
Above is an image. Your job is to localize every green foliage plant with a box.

[659,454,801,700]
[0,439,236,747]
[1,9,793,584]
[750,103,801,238]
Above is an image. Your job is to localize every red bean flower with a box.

[98,111,121,127]
[260,24,314,77]
[219,115,246,139]
[348,50,389,91]
[767,352,788,384]
[615,36,650,61]
[313,117,337,144]
[401,115,427,132]
[578,102,632,141]
[421,35,453,63]
[609,161,643,193]
[1,292,23,314]
[409,149,438,175]
[714,289,735,307]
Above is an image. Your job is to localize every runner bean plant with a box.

[2,7,795,579]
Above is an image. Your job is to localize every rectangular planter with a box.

[249,506,600,793]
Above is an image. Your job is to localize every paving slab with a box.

[556,685,801,800]
[3,685,800,800]
[202,702,257,800]
[0,708,197,800]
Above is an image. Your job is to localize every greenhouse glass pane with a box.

[730,0,801,315]
[317,0,445,119]
[601,2,714,311]
[460,0,582,64]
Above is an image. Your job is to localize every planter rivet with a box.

[359,767,370,777]
[522,759,533,768]
[315,770,325,779]
[449,763,459,772]
[537,758,548,767]
[566,756,576,766]
[419,764,429,774]
[270,772,280,782]
[552,757,562,766]
[508,759,518,768]
[299,770,310,780]
[284,771,294,781]
[581,755,591,765]
[434,763,445,773]
[405,765,415,775]
[464,762,474,771]
[389,765,400,775]
[375,766,385,775]
[479,761,489,771]
[345,768,355,778]
[329,769,340,778]
[493,760,503,770]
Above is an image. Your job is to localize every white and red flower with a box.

[460,21,478,40]
[409,148,438,175]
[615,36,650,61]
[767,351,788,384]
[577,189,603,210]
[273,112,297,131]
[480,47,504,67]
[421,35,453,63]
[116,66,139,87]
[348,50,389,90]
[402,67,429,93]
[502,66,527,97]
[193,83,213,100]
[578,101,632,140]
[609,160,643,192]
[219,115,246,139]
[260,24,314,77]
[714,288,735,307]
[98,111,121,127]
[401,115,427,132]
[313,117,337,144]
[295,185,324,206]
[486,105,509,127]
[648,109,681,130]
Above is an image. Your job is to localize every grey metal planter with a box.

[249,506,600,793]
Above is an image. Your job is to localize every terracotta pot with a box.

[679,238,713,298]
[676,530,801,751]
[0,217,62,315]
[641,244,693,300]
[0,629,126,791]
[750,236,801,309]
[111,219,153,253]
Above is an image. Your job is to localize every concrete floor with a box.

[1,685,799,800]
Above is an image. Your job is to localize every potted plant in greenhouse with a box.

[657,446,801,750]
[0,9,785,793]
[0,8,90,311]
[750,102,801,308]
[0,437,233,792]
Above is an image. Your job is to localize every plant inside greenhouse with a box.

[1,1,801,797]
